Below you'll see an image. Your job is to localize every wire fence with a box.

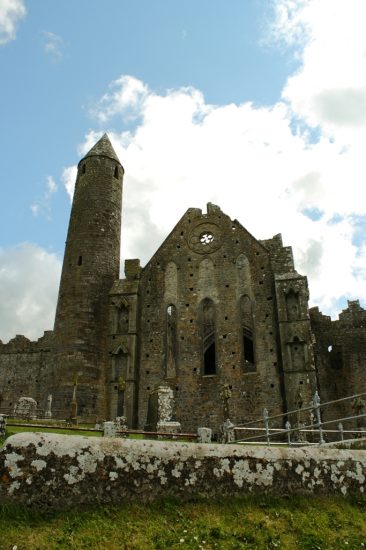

[233,391,366,446]
[2,391,366,446]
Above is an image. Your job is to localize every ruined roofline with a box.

[310,299,366,324]
[125,203,275,275]
[0,330,54,350]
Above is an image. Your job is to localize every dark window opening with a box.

[328,344,343,370]
[166,304,177,378]
[78,256,82,266]
[241,295,256,371]
[202,298,216,375]
[117,390,125,416]
[114,166,119,179]
[82,164,86,174]
[243,333,254,364]
[204,341,216,375]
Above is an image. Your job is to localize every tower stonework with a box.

[53,134,124,418]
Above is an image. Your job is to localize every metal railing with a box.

[233,391,366,446]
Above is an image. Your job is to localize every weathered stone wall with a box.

[1,433,365,508]
[0,334,106,420]
[132,204,293,433]
[0,334,54,415]
[311,300,366,425]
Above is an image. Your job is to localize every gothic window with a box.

[286,289,300,321]
[166,304,177,378]
[240,295,255,371]
[236,253,252,297]
[202,298,216,375]
[117,306,129,333]
[114,166,119,179]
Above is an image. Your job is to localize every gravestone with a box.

[13,397,37,419]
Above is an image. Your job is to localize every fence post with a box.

[263,408,270,445]
[338,422,344,441]
[312,391,325,445]
[285,420,291,446]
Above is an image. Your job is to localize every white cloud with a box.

[0,243,61,343]
[0,0,26,45]
[272,0,366,144]
[79,63,366,319]
[30,175,58,218]
[42,31,64,60]
[6,0,365,347]
[61,166,77,201]
[90,75,149,124]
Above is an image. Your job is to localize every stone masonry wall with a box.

[0,334,54,415]
[1,433,365,508]
[135,204,289,433]
[311,301,366,426]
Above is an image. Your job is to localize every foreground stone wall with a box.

[1,433,365,508]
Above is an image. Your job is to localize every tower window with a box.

[114,166,119,179]
[82,164,86,174]
[77,256,82,266]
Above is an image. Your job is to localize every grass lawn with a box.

[1,428,366,548]
[3,425,102,438]
[0,495,366,549]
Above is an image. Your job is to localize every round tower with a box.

[54,134,123,351]
[52,134,123,420]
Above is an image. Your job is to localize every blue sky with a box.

[1,1,294,252]
[1,0,366,341]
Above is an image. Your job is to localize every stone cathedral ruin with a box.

[1,134,366,433]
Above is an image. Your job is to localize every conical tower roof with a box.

[80,133,121,165]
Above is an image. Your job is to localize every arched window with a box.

[286,289,300,321]
[114,165,119,179]
[117,306,129,333]
[240,295,255,371]
[166,304,177,378]
[202,298,216,375]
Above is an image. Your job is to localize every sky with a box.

[1,0,366,342]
